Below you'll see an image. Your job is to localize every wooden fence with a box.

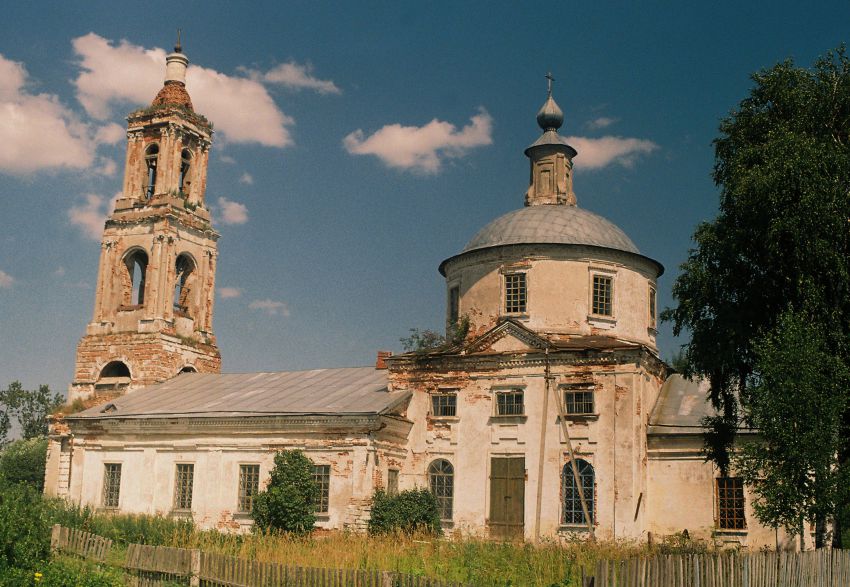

[591,549,850,587]
[50,523,113,562]
[51,525,467,587]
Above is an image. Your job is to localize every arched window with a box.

[96,360,131,393]
[179,148,192,195]
[173,254,196,316]
[144,144,159,199]
[428,459,454,521]
[122,249,148,306]
[562,459,594,525]
[179,365,197,374]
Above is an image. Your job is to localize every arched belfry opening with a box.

[122,249,148,307]
[174,253,196,317]
[179,148,192,196]
[95,360,132,394]
[179,365,197,374]
[144,144,159,199]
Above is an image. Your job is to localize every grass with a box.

[43,501,717,586]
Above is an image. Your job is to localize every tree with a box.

[251,450,319,535]
[0,381,64,441]
[0,437,50,491]
[401,315,470,353]
[663,47,850,546]
[734,311,849,547]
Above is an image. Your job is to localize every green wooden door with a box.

[489,457,525,540]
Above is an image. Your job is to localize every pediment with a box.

[464,319,551,355]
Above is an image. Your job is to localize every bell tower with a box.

[69,39,221,402]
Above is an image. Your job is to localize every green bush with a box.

[31,556,125,587]
[252,450,319,535]
[0,479,52,580]
[368,488,442,535]
[0,437,49,491]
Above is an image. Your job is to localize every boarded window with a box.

[173,464,194,511]
[495,389,524,416]
[102,463,121,508]
[312,464,330,514]
[238,464,260,513]
[504,273,527,314]
[562,459,594,525]
[431,392,457,417]
[592,274,613,316]
[717,477,746,529]
[387,469,399,496]
[428,459,454,521]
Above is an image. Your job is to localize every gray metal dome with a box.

[462,205,640,255]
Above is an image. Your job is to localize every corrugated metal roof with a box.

[648,374,713,434]
[70,367,408,420]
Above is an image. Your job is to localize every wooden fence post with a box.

[50,524,61,552]
[381,571,394,587]
[190,549,201,587]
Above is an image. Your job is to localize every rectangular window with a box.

[448,286,460,325]
[717,477,746,530]
[312,464,331,514]
[649,285,657,329]
[387,469,399,496]
[591,274,613,316]
[173,463,194,511]
[101,463,121,508]
[495,389,524,416]
[504,273,527,314]
[431,392,457,417]
[238,464,260,513]
[564,388,595,415]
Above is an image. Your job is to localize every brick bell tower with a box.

[68,39,221,402]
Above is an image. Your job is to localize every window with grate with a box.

[387,469,399,496]
[448,286,460,325]
[431,392,457,417]
[238,464,260,513]
[649,285,657,329]
[173,464,194,511]
[313,464,331,514]
[591,275,613,316]
[716,477,746,530]
[563,388,595,415]
[504,273,527,314]
[101,463,121,508]
[495,389,525,416]
[428,459,454,521]
[562,459,595,525]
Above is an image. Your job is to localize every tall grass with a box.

[43,499,713,587]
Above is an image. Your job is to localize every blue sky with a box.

[1,1,848,394]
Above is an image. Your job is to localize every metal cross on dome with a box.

[545,72,555,96]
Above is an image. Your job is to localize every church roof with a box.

[151,81,194,111]
[461,205,641,255]
[647,374,713,434]
[69,367,408,420]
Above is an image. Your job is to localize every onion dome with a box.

[536,94,564,131]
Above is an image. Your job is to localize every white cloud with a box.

[68,192,120,240]
[216,197,248,225]
[94,122,125,144]
[260,62,340,94]
[0,54,95,174]
[343,109,493,173]
[586,116,618,130]
[219,155,236,164]
[239,172,254,185]
[72,33,294,147]
[94,157,117,176]
[0,270,14,288]
[566,136,659,170]
[249,299,290,316]
[218,287,242,299]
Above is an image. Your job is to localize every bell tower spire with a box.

[524,73,578,207]
[69,38,221,402]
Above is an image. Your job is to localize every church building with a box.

[45,45,801,549]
